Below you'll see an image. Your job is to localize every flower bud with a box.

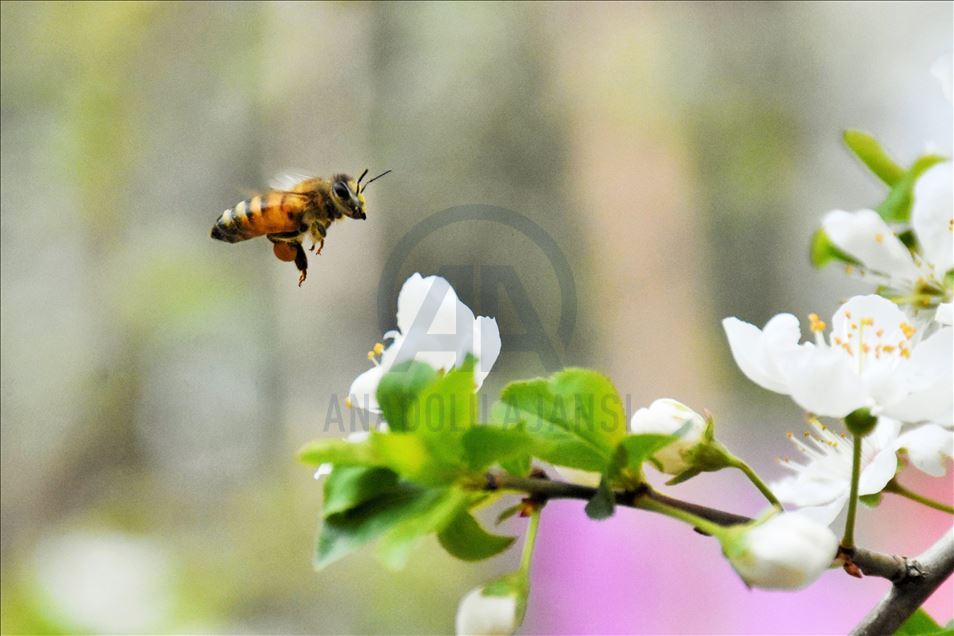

[629,399,707,474]
[455,586,520,636]
[721,512,838,590]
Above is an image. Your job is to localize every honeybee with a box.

[210,169,390,285]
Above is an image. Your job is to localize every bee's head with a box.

[331,173,366,220]
[331,169,392,220]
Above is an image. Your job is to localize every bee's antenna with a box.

[356,168,369,189]
[361,169,392,192]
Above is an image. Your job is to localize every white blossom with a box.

[723,294,953,421]
[771,417,952,524]
[771,417,902,524]
[349,273,501,413]
[628,399,708,474]
[721,512,838,590]
[455,586,520,636]
[819,162,953,312]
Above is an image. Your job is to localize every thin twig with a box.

[486,471,751,527]
[851,529,954,635]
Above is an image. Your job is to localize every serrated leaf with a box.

[584,476,615,520]
[462,426,535,471]
[843,130,905,186]
[377,361,439,432]
[496,369,627,473]
[438,509,516,561]
[323,466,399,517]
[876,154,948,222]
[810,228,862,269]
[895,608,945,635]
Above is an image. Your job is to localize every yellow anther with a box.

[900,322,916,339]
[345,397,353,409]
[373,342,385,355]
[844,310,852,319]
[860,317,874,327]
[808,313,827,333]
[367,351,376,361]
[876,329,884,337]
[900,346,911,359]
[882,345,896,353]
[786,432,794,439]
[861,344,871,353]
[874,233,884,243]
[850,322,858,331]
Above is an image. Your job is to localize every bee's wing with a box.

[269,170,314,191]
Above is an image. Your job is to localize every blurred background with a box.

[1,2,951,634]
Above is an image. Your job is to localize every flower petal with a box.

[348,365,386,414]
[911,162,954,274]
[473,316,501,389]
[935,303,953,326]
[895,424,953,477]
[885,328,954,424]
[722,314,800,394]
[777,345,869,417]
[931,53,953,103]
[821,210,920,282]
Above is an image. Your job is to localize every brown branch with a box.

[851,529,954,635]
[486,471,751,528]
[485,470,947,589]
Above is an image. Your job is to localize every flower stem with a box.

[885,479,954,514]
[731,459,782,509]
[842,434,863,549]
[519,509,541,576]
[637,494,729,538]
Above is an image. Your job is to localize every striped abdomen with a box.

[210,191,310,243]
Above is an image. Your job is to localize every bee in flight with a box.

[210,169,390,285]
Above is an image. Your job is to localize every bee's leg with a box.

[293,242,308,286]
[310,223,327,255]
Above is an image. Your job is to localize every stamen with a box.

[874,233,884,243]
[808,312,827,333]
[900,322,916,340]
[345,397,353,409]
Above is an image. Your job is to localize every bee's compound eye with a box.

[333,182,350,199]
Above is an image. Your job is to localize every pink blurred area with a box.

[524,470,952,634]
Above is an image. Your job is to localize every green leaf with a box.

[876,154,947,222]
[584,476,615,520]
[315,481,429,569]
[437,509,516,561]
[462,426,535,471]
[895,608,947,635]
[376,361,439,432]
[618,433,679,472]
[375,487,471,569]
[843,130,905,186]
[496,369,627,472]
[298,437,376,467]
[810,228,861,269]
[323,466,399,517]
[406,360,478,436]
[496,504,521,525]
